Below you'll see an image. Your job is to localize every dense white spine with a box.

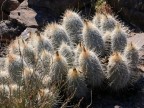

[83,21,105,56]
[100,14,116,33]
[62,10,83,45]
[49,51,68,85]
[79,47,105,88]
[111,24,127,53]
[45,23,71,50]
[107,52,130,90]
[67,68,88,98]
[59,43,75,68]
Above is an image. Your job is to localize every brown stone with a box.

[9,0,96,27]
[2,0,20,13]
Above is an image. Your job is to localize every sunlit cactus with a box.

[111,24,127,53]
[79,47,105,88]
[6,54,24,85]
[62,10,83,45]
[49,51,68,86]
[83,20,105,56]
[37,50,52,75]
[22,41,37,66]
[124,42,140,84]
[37,35,54,54]
[22,67,34,84]
[93,13,103,29]
[59,42,75,68]
[0,7,142,107]
[107,52,130,90]
[103,31,112,56]
[100,14,117,33]
[67,68,88,99]
[9,83,22,97]
[45,23,71,50]
[124,42,139,67]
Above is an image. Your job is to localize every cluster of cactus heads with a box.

[0,9,142,107]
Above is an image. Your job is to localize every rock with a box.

[10,0,96,27]
[20,27,37,40]
[18,0,24,3]
[107,0,144,31]
[128,33,144,51]
[0,20,26,42]
[10,0,60,27]
[2,0,20,13]
[0,11,9,21]
[28,0,93,14]
[10,0,38,27]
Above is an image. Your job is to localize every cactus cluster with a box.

[0,10,142,107]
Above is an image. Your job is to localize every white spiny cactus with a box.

[45,23,71,50]
[100,14,117,33]
[59,42,75,68]
[67,68,88,98]
[111,24,127,53]
[79,47,105,88]
[0,9,142,107]
[107,52,130,90]
[49,51,68,85]
[83,20,105,56]
[62,10,83,45]
[6,54,24,85]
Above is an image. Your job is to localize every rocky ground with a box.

[0,0,144,108]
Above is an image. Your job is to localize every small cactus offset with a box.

[0,9,143,107]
